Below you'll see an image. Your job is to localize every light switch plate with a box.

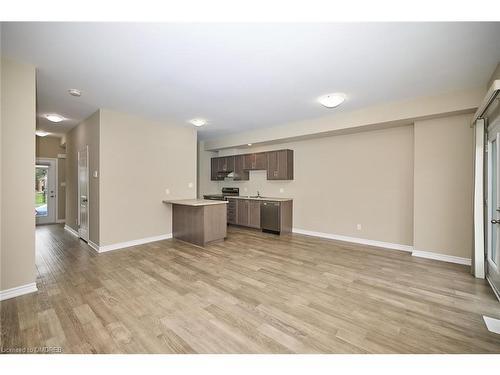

[188,182,193,188]
[93,171,99,178]
[165,188,170,195]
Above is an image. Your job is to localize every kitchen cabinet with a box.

[227,198,237,224]
[211,158,223,181]
[211,149,293,181]
[243,152,267,170]
[236,199,249,226]
[267,149,293,180]
[218,156,234,173]
[233,154,249,181]
[248,200,261,228]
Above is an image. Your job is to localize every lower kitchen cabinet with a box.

[236,199,249,226]
[248,200,261,228]
[228,198,293,234]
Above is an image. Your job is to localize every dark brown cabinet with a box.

[233,154,249,181]
[267,149,293,180]
[248,200,261,228]
[243,152,267,170]
[227,198,237,224]
[211,149,293,181]
[236,199,249,226]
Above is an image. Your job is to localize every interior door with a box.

[35,159,57,225]
[78,146,89,241]
[487,123,500,299]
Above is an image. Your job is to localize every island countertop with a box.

[162,199,228,206]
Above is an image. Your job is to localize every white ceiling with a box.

[2,22,500,139]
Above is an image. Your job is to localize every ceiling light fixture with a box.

[189,118,207,127]
[68,88,82,97]
[318,93,346,108]
[35,130,50,137]
[247,143,252,146]
[45,114,65,123]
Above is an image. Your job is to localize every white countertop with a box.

[162,199,228,206]
[226,196,293,202]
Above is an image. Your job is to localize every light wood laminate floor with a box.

[1,224,500,353]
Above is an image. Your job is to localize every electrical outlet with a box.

[244,187,248,192]
[279,188,284,193]
[357,224,362,231]
[165,188,170,195]
[188,182,193,188]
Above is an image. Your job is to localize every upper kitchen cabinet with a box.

[211,149,293,181]
[267,149,294,180]
[243,152,267,170]
[233,154,249,181]
[218,156,234,173]
[211,157,224,181]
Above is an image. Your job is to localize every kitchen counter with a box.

[226,196,293,202]
[163,199,227,246]
[163,199,228,206]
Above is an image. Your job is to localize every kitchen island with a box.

[162,199,228,246]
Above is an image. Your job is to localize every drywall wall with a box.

[36,135,66,220]
[99,109,197,246]
[66,110,100,244]
[413,114,474,259]
[206,125,415,246]
[1,58,36,291]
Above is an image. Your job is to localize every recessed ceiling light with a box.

[35,130,50,137]
[318,93,346,108]
[247,143,252,146]
[68,88,82,97]
[45,114,65,123]
[189,118,207,127]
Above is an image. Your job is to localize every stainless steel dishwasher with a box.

[261,201,280,234]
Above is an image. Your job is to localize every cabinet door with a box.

[243,154,255,170]
[211,157,219,181]
[277,150,293,180]
[249,200,261,228]
[255,153,267,170]
[218,157,227,172]
[267,151,279,179]
[237,199,249,226]
[227,198,237,224]
[234,155,249,180]
[226,156,235,172]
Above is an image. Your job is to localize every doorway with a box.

[78,146,89,242]
[35,158,57,225]
[487,120,500,300]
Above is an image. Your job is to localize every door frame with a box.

[77,146,90,242]
[35,157,58,225]
[486,118,500,300]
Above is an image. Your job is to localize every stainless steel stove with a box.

[203,187,239,201]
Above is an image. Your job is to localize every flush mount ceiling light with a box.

[68,88,82,97]
[45,114,65,123]
[35,130,50,137]
[318,93,346,108]
[189,118,207,127]
[247,143,252,146]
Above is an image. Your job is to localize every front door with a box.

[487,122,500,299]
[35,159,57,225]
[78,146,89,241]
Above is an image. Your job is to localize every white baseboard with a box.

[88,241,100,252]
[411,250,471,266]
[0,282,38,301]
[56,219,66,224]
[64,225,79,237]
[292,228,414,252]
[94,233,173,253]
